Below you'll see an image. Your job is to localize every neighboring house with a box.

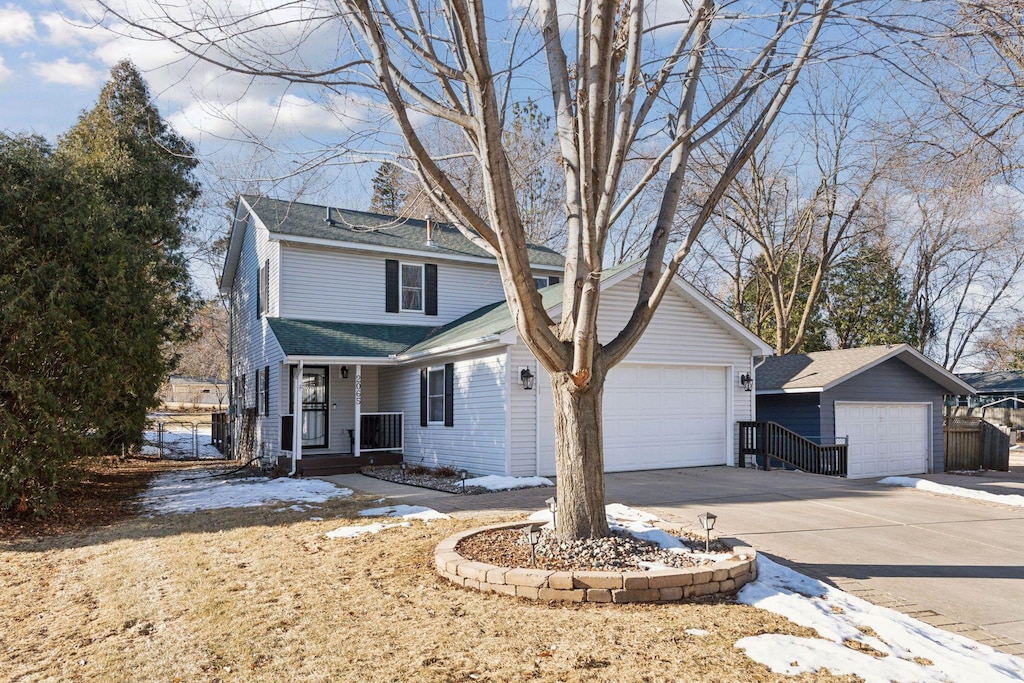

[220,195,773,476]
[158,375,228,409]
[954,370,1024,408]
[755,345,976,479]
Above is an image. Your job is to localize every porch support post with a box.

[293,360,304,464]
[354,364,362,458]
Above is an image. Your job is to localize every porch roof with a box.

[267,318,436,358]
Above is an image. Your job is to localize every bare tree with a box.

[690,72,886,354]
[101,0,851,538]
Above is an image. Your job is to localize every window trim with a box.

[399,262,424,312]
[426,366,445,425]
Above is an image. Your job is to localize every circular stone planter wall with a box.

[434,522,757,604]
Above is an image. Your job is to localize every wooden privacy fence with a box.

[738,421,848,477]
[944,417,1010,471]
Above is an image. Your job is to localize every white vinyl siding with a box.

[229,212,285,461]
[508,345,540,476]
[279,245,514,325]
[378,351,508,475]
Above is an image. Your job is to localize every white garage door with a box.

[835,402,930,479]
[538,364,729,475]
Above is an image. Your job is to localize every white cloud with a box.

[0,5,35,43]
[32,57,103,87]
[0,55,12,82]
[39,12,110,45]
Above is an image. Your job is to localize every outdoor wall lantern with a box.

[520,367,535,390]
[545,496,558,529]
[697,511,717,553]
[459,469,468,493]
[739,373,753,392]
[341,365,349,379]
[523,524,542,566]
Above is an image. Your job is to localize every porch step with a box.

[276,453,403,477]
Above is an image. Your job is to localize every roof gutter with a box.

[393,335,505,362]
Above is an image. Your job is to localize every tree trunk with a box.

[550,365,610,540]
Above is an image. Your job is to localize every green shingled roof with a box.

[267,318,437,358]
[242,195,565,267]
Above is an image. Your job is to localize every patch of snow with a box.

[143,422,223,460]
[139,470,352,515]
[358,505,450,521]
[684,628,710,637]
[326,522,412,538]
[463,475,553,491]
[605,503,659,522]
[309,516,324,521]
[736,556,1024,682]
[879,476,1024,508]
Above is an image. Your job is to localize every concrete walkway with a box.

[323,462,1024,656]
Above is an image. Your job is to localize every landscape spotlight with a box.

[523,524,542,566]
[698,511,717,553]
[545,496,558,529]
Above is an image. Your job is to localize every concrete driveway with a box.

[326,460,1024,655]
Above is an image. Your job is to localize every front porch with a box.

[279,362,405,476]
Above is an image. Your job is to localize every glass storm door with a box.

[300,367,328,448]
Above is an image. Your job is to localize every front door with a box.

[295,366,328,448]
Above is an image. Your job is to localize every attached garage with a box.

[756,345,976,478]
[537,364,732,476]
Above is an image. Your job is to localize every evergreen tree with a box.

[368,162,407,215]
[823,243,917,349]
[55,60,200,451]
[0,61,199,515]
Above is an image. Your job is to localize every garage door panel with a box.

[538,363,729,475]
[836,402,929,480]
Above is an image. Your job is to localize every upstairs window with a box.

[387,259,438,315]
[534,276,549,289]
[401,263,423,311]
[257,259,269,318]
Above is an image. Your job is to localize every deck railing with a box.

[360,412,404,453]
[738,421,848,477]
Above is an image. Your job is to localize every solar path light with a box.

[698,512,717,553]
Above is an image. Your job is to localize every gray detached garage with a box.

[755,345,976,479]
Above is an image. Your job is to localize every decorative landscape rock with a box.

[435,522,757,603]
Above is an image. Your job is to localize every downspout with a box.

[289,360,304,476]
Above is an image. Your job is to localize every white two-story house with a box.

[220,195,772,477]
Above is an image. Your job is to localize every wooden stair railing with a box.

[738,421,848,477]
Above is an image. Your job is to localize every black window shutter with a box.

[255,265,262,319]
[385,259,399,313]
[281,415,293,450]
[444,362,454,427]
[549,275,560,285]
[419,368,428,426]
[263,366,270,415]
[425,263,438,316]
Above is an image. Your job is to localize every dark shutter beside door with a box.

[425,263,438,316]
[385,259,399,313]
[444,362,454,427]
[420,368,428,426]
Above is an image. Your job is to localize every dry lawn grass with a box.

[0,462,861,683]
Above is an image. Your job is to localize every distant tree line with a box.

[0,61,199,516]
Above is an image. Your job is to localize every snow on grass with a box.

[880,476,1024,508]
[326,522,412,538]
[463,475,553,491]
[736,556,1024,682]
[358,504,450,521]
[139,470,352,515]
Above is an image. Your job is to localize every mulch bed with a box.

[360,466,490,494]
[457,526,730,572]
